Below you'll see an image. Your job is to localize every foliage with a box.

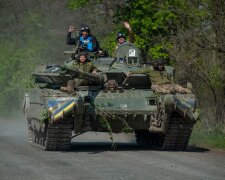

[122,126,133,134]
[67,0,89,10]
[0,40,34,112]
[41,109,50,122]
[101,31,118,56]
[115,0,174,59]
[0,2,69,113]
[95,105,133,149]
[25,12,42,25]
[96,106,116,149]
[208,66,223,90]
[190,121,225,150]
[0,27,53,113]
[67,0,103,10]
[114,0,209,61]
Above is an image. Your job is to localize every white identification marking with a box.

[129,49,136,57]
[120,104,128,109]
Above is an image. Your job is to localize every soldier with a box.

[67,25,100,53]
[128,60,191,94]
[62,51,98,93]
[116,21,134,47]
[113,21,135,59]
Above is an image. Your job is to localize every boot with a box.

[67,85,74,94]
[60,86,68,92]
[60,85,75,94]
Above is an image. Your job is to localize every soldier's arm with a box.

[90,63,98,74]
[128,30,134,43]
[91,35,100,52]
[66,32,78,45]
[124,21,134,43]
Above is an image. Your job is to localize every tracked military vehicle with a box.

[23,42,199,151]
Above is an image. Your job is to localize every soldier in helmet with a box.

[67,25,100,53]
[62,51,98,93]
[116,21,134,49]
[112,21,135,59]
[127,59,191,94]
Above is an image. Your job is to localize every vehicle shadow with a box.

[187,145,209,152]
[68,142,209,154]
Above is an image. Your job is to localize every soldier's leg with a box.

[174,84,191,94]
[73,79,88,89]
[61,79,75,93]
[67,79,75,94]
[151,84,174,94]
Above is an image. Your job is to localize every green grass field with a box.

[190,122,225,150]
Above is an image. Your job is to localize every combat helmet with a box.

[116,32,126,40]
[80,26,91,34]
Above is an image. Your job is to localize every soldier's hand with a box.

[92,69,98,75]
[126,72,131,77]
[69,26,75,32]
[123,21,132,32]
[59,70,67,75]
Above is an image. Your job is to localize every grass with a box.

[189,121,225,150]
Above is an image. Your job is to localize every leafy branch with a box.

[95,105,133,150]
[41,109,50,123]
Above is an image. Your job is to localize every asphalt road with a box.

[0,114,225,180]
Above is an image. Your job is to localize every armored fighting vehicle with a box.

[23,42,198,151]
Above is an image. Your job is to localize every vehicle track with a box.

[135,112,195,151]
[28,118,73,151]
[163,112,195,150]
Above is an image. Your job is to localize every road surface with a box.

[0,114,225,180]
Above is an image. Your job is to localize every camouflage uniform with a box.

[66,61,97,92]
[70,60,96,73]
[130,67,191,94]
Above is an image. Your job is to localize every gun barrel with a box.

[67,68,107,84]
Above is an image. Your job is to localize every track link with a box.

[135,131,164,148]
[162,113,195,151]
[28,118,73,151]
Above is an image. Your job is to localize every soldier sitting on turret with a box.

[61,51,98,93]
[127,59,191,94]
